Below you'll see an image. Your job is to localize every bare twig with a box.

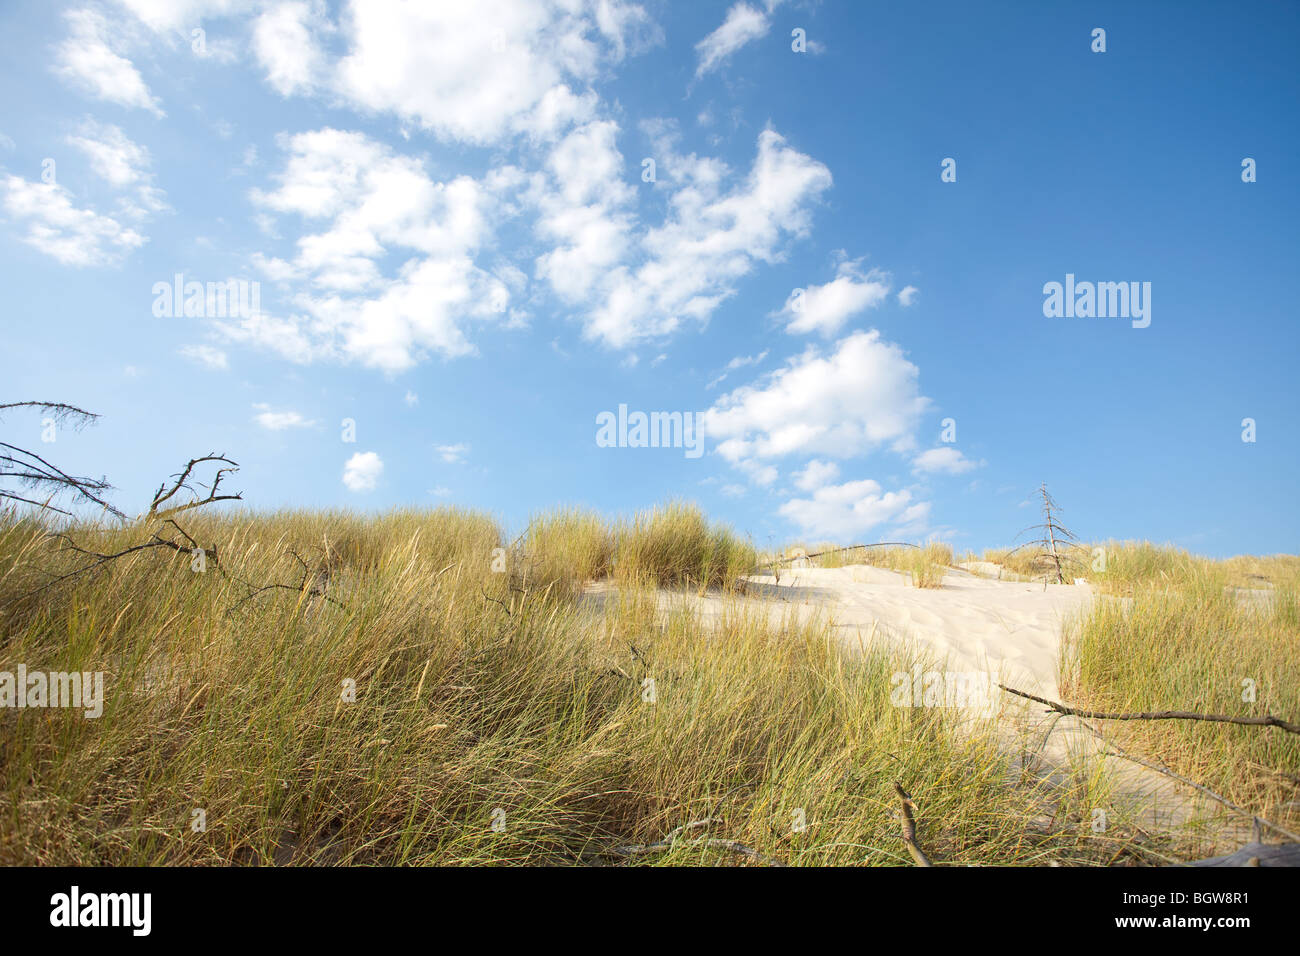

[1069,719,1300,845]
[146,453,242,521]
[998,684,1300,736]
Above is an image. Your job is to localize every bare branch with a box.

[146,453,243,520]
[998,684,1300,736]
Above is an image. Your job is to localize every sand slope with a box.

[745,563,1091,698]
[612,562,1238,854]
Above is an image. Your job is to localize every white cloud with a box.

[779,259,891,336]
[720,483,746,497]
[179,344,229,369]
[543,127,831,348]
[738,459,778,486]
[1,175,146,266]
[435,443,468,463]
[404,390,419,406]
[114,0,257,32]
[333,0,656,145]
[898,285,918,307]
[428,485,452,497]
[532,120,635,303]
[342,451,383,492]
[705,330,930,471]
[779,479,929,540]
[912,446,980,476]
[707,348,768,389]
[66,119,168,215]
[793,458,839,491]
[54,8,163,116]
[695,2,772,78]
[66,120,147,186]
[237,128,516,371]
[253,1,332,96]
[252,403,315,429]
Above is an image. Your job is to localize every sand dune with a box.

[622,562,1239,850]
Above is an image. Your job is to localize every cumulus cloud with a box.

[333,0,656,144]
[253,1,332,96]
[779,479,929,540]
[778,258,891,336]
[1,175,145,266]
[534,126,831,347]
[792,458,839,491]
[898,285,918,307]
[342,451,383,492]
[53,8,163,116]
[532,120,635,303]
[912,446,980,475]
[704,330,930,471]
[233,128,517,370]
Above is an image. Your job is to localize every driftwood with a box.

[894,782,933,866]
[1184,842,1300,867]
[998,684,1300,736]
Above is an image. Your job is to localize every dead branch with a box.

[223,547,346,616]
[893,782,933,866]
[13,519,214,602]
[998,684,1300,736]
[0,441,126,521]
[146,453,243,521]
[0,401,99,427]
[1067,716,1300,844]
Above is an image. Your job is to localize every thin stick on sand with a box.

[998,684,1300,736]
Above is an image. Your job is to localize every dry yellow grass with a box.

[0,505,1120,866]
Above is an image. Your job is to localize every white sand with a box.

[743,563,1091,698]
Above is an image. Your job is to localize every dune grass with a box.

[783,541,952,588]
[0,504,1124,866]
[1060,549,1300,832]
[612,501,756,592]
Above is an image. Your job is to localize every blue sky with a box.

[1,0,1296,556]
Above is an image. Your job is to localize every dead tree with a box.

[1014,483,1080,584]
[0,402,126,521]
